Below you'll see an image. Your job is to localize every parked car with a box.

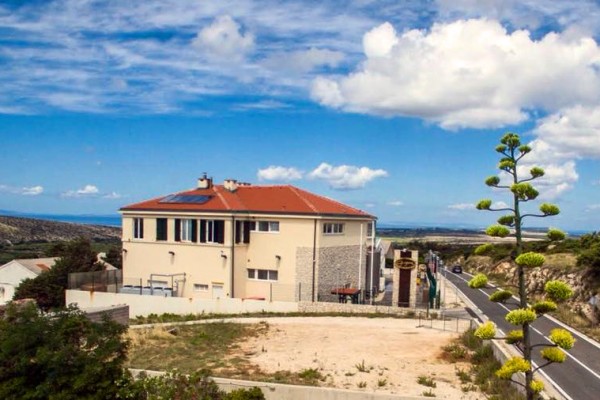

[452,265,463,274]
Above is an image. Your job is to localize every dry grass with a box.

[543,253,578,270]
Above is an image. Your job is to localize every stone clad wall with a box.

[317,245,364,302]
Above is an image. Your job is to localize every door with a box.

[212,283,224,299]
[398,269,411,307]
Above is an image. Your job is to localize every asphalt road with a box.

[443,269,600,400]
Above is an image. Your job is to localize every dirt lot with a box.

[235,316,484,399]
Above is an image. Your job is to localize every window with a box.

[247,268,278,281]
[175,219,198,242]
[200,219,224,244]
[181,219,193,242]
[366,222,374,238]
[323,222,344,235]
[235,220,251,244]
[194,284,209,292]
[156,218,168,241]
[133,218,144,239]
[250,220,280,233]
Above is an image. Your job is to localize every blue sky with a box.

[1,0,599,231]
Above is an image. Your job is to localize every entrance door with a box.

[212,283,224,299]
[398,269,411,307]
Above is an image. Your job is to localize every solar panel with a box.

[159,194,212,204]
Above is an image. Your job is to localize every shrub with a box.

[532,300,557,314]
[544,281,574,302]
[505,330,523,344]
[474,321,496,340]
[514,251,545,267]
[489,290,512,303]
[474,243,493,255]
[541,347,566,363]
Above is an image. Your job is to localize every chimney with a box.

[197,173,212,189]
[223,178,238,192]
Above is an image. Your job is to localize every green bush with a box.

[474,243,493,255]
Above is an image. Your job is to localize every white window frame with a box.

[194,283,209,292]
[250,220,280,233]
[323,222,344,235]
[133,218,144,239]
[180,219,193,242]
[247,268,278,281]
[366,222,374,238]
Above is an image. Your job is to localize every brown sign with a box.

[394,258,416,270]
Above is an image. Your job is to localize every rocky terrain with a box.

[462,254,600,324]
[0,215,121,244]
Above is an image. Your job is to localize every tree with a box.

[469,132,574,400]
[14,238,103,310]
[0,302,129,399]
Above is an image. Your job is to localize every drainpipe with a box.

[358,222,363,298]
[231,216,235,298]
[370,220,375,305]
[311,219,317,302]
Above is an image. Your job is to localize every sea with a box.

[0,211,121,228]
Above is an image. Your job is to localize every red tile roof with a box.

[120,185,374,219]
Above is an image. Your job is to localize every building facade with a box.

[120,176,377,302]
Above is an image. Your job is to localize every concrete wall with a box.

[66,290,299,318]
[83,304,130,325]
[298,301,412,316]
[130,369,428,400]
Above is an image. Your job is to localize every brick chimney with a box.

[223,179,238,192]
[197,173,212,189]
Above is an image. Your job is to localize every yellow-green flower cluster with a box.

[489,290,513,303]
[474,243,493,255]
[549,329,575,350]
[474,321,496,340]
[541,347,566,363]
[515,252,545,268]
[496,357,531,379]
[505,330,523,344]
[530,380,544,393]
[505,308,537,325]
[468,273,488,289]
[532,300,557,314]
[485,224,510,238]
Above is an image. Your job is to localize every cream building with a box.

[120,176,377,302]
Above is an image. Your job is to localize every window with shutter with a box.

[174,219,181,242]
[156,218,167,241]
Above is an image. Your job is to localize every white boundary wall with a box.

[130,369,429,400]
[66,290,298,318]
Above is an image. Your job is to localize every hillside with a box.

[0,215,121,244]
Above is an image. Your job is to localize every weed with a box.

[422,389,436,397]
[461,384,477,392]
[377,378,387,387]
[355,360,369,373]
[455,368,471,383]
[298,368,322,383]
[417,375,436,388]
[441,342,467,362]
[357,381,367,388]
[344,371,355,377]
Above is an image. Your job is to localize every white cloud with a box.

[63,184,100,198]
[493,201,509,209]
[21,186,44,196]
[0,184,44,196]
[308,162,388,190]
[257,166,303,182]
[387,200,404,206]
[311,19,600,129]
[448,203,475,210]
[193,15,254,62]
[530,105,600,162]
[587,204,600,211]
[103,191,122,199]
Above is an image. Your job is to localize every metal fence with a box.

[416,311,475,333]
[68,270,122,293]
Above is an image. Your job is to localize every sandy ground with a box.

[235,316,484,399]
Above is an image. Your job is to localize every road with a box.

[443,269,600,400]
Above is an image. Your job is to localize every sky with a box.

[1,0,600,231]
